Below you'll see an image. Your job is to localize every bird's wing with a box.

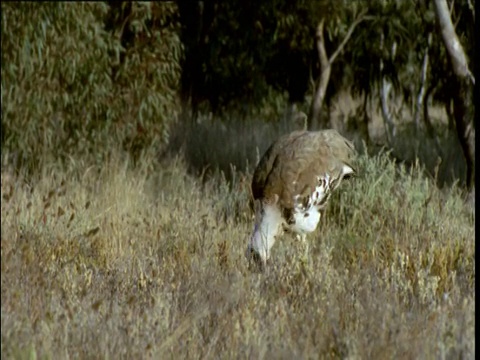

[261,130,357,209]
[251,130,307,201]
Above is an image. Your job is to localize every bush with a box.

[1,2,181,173]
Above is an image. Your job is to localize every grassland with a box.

[1,2,474,359]
[1,141,474,359]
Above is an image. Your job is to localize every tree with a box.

[308,9,366,130]
[433,0,475,189]
[177,0,281,117]
[175,0,367,125]
[345,0,415,145]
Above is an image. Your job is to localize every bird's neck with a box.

[249,203,283,262]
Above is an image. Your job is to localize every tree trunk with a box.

[423,85,442,156]
[414,33,431,130]
[415,33,442,155]
[359,94,370,147]
[308,19,330,130]
[308,13,366,131]
[309,69,331,130]
[379,35,397,145]
[379,77,396,145]
[452,77,475,188]
[433,0,475,188]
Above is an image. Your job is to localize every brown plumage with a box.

[247,129,357,269]
[252,129,356,207]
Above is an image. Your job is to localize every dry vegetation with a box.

[1,146,474,359]
[1,2,475,359]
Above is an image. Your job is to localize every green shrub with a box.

[1,2,181,173]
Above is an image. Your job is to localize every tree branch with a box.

[329,11,367,65]
[315,19,328,71]
[415,33,431,130]
[309,11,368,130]
[434,0,475,188]
[433,0,475,85]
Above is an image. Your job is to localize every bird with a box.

[246,129,357,270]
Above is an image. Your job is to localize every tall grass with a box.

[1,145,474,359]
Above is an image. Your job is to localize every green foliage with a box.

[2,1,472,185]
[177,0,375,110]
[1,2,181,173]
[345,0,475,107]
[176,0,476,122]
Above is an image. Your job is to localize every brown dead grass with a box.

[1,148,474,359]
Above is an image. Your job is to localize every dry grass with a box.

[1,147,474,359]
[1,3,474,358]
